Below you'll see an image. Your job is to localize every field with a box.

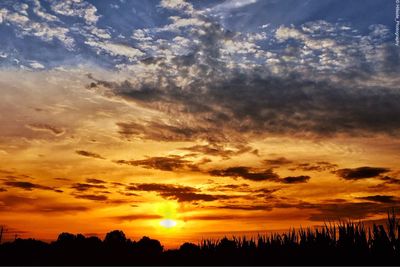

[0,210,399,265]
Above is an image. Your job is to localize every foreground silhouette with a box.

[1,211,399,265]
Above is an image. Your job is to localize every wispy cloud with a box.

[126,183,236,203]
[26,123,65,136]
[334,167,390,180]
[76,150,105,160]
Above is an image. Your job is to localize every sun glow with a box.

[160,219,177,228]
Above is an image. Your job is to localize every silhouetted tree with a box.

[137,236,163,255]
[179,242,200,254]
[104,230,127,246]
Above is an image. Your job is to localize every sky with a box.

[0,0,400,248]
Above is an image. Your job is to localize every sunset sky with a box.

[0,0,399,248]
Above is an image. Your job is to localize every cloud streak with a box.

[76,150,105,160]
[126,183,236,203]
[334,167,390,180]
[209,167,279,182]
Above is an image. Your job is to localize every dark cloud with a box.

[367,176,400,191]
[116,121,217,143]
[209,183,250,192]
[280,175,310,184]
[180,143,256,159]
[106,199,136,205]
[126,183,235,203]
[71,183,107,192]
[256,188,280,194]
[36,205,90,213]
[114,155,198,171]
[209,167,279,181]
[3,181,60,192]
[124,193,139,196]
[94,67,400,144]
[86,178,106,184]
[1,175,18,180]
[10,0,400,148]
[0,188,7,192]
[273,198,400,221]
[334,167,390,180]
[186,214,241,221]
[26,123,65,136]
[0,195,89,214]
[110,214,163,222]
[75,150,105,160]
[290,162,338,172]
[379,176,400,185]
[264,157,293,166]
[74,194,108,201]
[307,202,400,221]
[111,182,126,187]
[253,188,281,200]
[217,204,272,211]
[356,195,398,204]
[117,191,139,197]
[0,169,14,175]
[186,214,252,221]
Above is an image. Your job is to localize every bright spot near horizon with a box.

[160,219,177,228]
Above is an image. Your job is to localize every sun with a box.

[160,219,177,228]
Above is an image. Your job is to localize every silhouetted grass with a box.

[0,210,399,265]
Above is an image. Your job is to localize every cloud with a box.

[379,176,400,185]
[209,0,258,14]
[264,157,293,166]
[3,181,59,192]
[73,194,108,201]
[290,162,338,172]
[307,202,400,221]
[209,167,279,182]
[87,6,400,145]
[334,167,390,180]
[29,61,45,69]
[179,143,256,159]
[356,195,398,204]
[0,169,14,175]
[50,0,99,25]
[280,175,310,184]
[115,121,216,143]
[32,0,59,22]
[114,155,198,172]
[216,204,272,211]
[76,150,105,160]
[159,0,194,14]
[26,123,65,136]
[126,183,235,203]
[71,183,107,192]
[0,8,75,50]
[0,195,89,214]
[86,178,106,184]
[276,25,336,50]
[35,204,89,213]
[110,214,163,222]
[84,40,144,60]
[209,183,250,192]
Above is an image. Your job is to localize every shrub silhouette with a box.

[0,210,399,265]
